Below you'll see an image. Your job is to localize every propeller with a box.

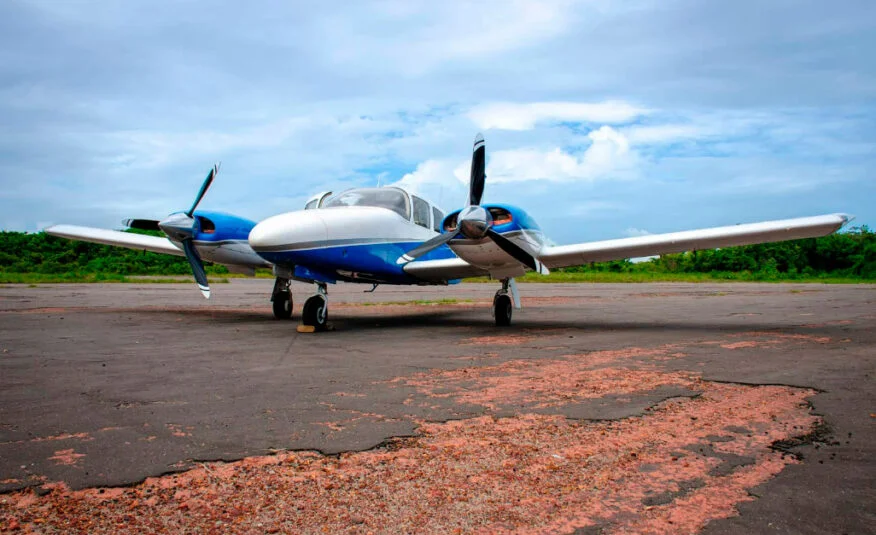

[397,134,548,274]
[150,164,219,299]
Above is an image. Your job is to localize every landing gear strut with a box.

[493,278,519,327]
[271,277,293,320]
[302,283,328,330]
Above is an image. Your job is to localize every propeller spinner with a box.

[397,134,547,274]
[124,164,219,299]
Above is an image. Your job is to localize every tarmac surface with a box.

[0,280,874,533]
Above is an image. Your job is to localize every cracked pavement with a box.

[0,281,874,533]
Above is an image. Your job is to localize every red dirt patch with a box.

[1,384,816,534]
[460,335,534,346]
[48,449,85,467]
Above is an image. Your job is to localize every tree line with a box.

[561,226,875,280]
[0,227,874,280]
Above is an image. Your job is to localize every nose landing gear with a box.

[271,277,293,320]
[492,278,520,326]
[302,283,328,331]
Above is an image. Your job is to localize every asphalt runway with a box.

[0,280,874,533]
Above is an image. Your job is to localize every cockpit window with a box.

[304,199,318,210]
[323,188,410,219]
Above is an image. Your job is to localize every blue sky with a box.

[1,0,874,244]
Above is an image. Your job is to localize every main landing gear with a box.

[271,277,293,320]
[492,278,520,327]
[301,283,328,331]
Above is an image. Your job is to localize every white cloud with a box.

[323,0,581,74]
[391,159,468,212]
[624,124,705,144]
[469,101,648,131]
[487,126,636,182]
[624,227,652,237]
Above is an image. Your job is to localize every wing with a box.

[402,257,488,282]
[44,224,185,257]
[539,213,852,268]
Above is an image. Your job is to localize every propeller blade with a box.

[486,229,549,274]
[122,219,161,231]
[396,231,457,264]
[181,238,210,299]
[185,164,219,217]
[469,133,486,206]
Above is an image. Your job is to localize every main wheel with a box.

[494,293,512,326]
[272,291,293,320]
[302,295,328,330]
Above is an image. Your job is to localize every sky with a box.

[1,0,874,244]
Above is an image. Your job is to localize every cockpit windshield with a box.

[322,188,410,219]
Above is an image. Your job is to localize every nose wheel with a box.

[302,283,328,330]
[271,277,293,320]
[493,278,519,327]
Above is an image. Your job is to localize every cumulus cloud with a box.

[390,159,468,212]
[487,126,636,183]
[469,101,648,131]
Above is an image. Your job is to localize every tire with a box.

[494,294,512,327]
[302,295,328,330]
[272,291,293,320]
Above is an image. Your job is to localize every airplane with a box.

[45,134,851,330]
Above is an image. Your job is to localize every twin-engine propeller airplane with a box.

[46,133,851,329]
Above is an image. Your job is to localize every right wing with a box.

[44,225,185,257]
[539,213,851,268]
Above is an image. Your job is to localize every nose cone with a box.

[158,212,195,241]
[249,211,328,253]
[458,205,492,239]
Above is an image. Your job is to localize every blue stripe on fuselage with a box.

[256,241,458,284]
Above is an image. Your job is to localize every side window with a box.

[412,196,430,228]
[432,207,444,232]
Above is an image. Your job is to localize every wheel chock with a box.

[296,323,334,333]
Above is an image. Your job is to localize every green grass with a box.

[0,272,230,284]
[0,270,870,286]
[469,271,869,284]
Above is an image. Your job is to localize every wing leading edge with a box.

[44,225,185,257]
[539,213,852,269]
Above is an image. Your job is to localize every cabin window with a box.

[304,200,318,210]
[412,195,430,229]
[432,207,444,232]
[322,188,410,219]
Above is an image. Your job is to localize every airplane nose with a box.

[249,211,328,252]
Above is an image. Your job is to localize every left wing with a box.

[539,213,851,269]
[45,225,185,256]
